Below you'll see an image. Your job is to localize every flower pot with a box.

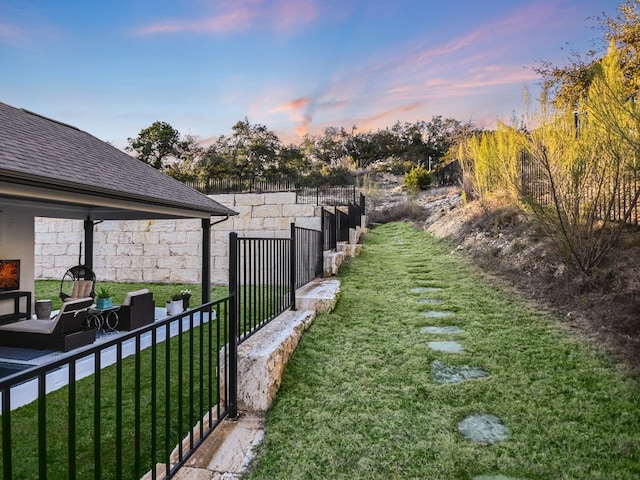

[96,297,113,309]
[35,299,52,319]
[166,299,183,316]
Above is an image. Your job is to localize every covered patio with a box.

[0,101,236,323]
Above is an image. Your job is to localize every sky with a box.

[0,0,622,150]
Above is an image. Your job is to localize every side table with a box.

[88,306,120,334]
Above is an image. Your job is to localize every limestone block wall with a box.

[35,192,322,285]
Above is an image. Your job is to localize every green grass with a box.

[35,280,229,311]
[246,222,640,480]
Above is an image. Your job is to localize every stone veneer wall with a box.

[35,192,322,285]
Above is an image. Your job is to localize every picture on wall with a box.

[0,260,20,291]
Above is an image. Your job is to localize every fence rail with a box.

[0,299,232,480]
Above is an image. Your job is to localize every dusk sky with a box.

[1,0,621,149]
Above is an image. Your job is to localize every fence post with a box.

[290,223,297,311]
[228,232,238,419]
[360,192,366,215]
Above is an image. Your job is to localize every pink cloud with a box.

[134,0,321,36]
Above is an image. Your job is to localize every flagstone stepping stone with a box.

[427,341,464,353]
[422,310,452,318]
[431,360,489,384]
[458,414,510,444]
[417,298,444,305]
[420,326,463,334]
[410,287,441,294]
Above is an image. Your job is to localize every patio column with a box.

[83,217,94,269]
[201,218,211,304]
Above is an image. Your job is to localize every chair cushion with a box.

[122,288,150,306]
[71,280,93,298]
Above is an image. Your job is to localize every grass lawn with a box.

[246,222,640,479]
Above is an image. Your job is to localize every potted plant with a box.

[180,289,192,310]
[96,287,113,309]
[166,292,184,316]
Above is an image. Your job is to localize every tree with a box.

[126,121,200,172]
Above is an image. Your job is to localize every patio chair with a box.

[0,297,95,352]
[117,289,155,330]
[60,265,96,302]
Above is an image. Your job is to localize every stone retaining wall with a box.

[35,192,322,285]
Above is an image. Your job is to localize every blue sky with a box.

[0,0,620,149]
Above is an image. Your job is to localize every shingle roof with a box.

[0,101,236,219]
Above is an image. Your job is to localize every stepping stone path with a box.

[431,360,489,384]
[427,340,464,353]
[420,326,463,334]
[410,284,512,476]
[458,414,510,444]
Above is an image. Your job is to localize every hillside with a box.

[366,176,640,376]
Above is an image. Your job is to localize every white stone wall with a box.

[35,192,322,285]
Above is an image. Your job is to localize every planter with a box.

[96,297,113,309]
[35,299,52,319]
[166,299,184,316]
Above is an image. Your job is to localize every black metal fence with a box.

[296,185,357,206]
[0,299,233,480]
[229,233,292,344]
[185,176,297,195]
[228,222,324,344]
[292,224,323,290]
[337,207,350,242]
[321,208,337,251]
[520,152,640,226]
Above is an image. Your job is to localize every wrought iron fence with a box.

[321,208,337,251]
[336,207,350,242]
[520,151,640,226]
[229,223,325,344]
[0,299,233,480]
[292,225,323,290]
[185,176,297,195]
[229,233,293,344]
[296,185,357,206]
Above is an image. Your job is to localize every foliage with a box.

[126,121,202,174]
[461,41,640,276]
[96,286,113,299]
[133,115,478,185]
[403,165,432,191]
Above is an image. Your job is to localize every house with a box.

[0,101,236,317]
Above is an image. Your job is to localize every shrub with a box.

[404,165,432,191]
